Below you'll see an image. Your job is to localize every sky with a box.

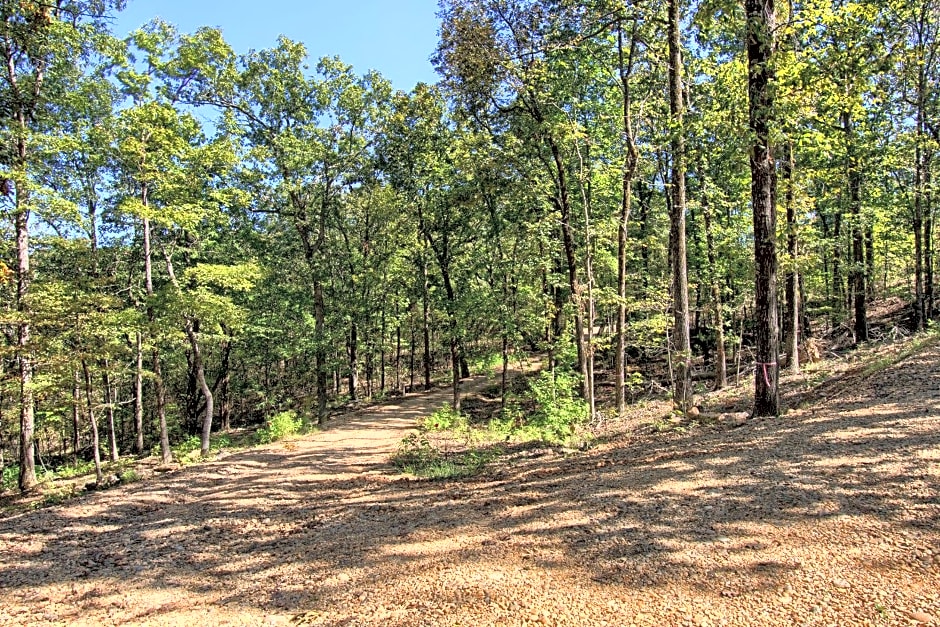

[112,0,442,91]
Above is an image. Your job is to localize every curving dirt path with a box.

[1,348,939,626]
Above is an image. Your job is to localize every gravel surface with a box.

[0,345,938,626]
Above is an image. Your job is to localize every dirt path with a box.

[1,349,939,626]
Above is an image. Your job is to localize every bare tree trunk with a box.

[81,359,104,486]
[103,362,119,462]
[380,307,387,394]
[143,199,172,463]
[218,335,232,432]
[843,110,868,342]
[616,18,640,415]
[133,331,145,454]
[314,279,328,423]
[14,177,36,491]
[783,141,800,373]
[668,0,692,413]
[396,317,403,394]
[703,195,728,388]
[409,308,416,392]
[72,371,81,464]
[422,257,432,390]
[161,247,214,456]
[926,161,935,317]
[747,0,780,416]
[347,321,359,401]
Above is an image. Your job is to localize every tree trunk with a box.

[380,307,387,393]
[133,331,145,454]
[161,248,215,456]
[143,204,172,464]
[14,177,36,491]
[783,141,800,373]
[616,18,640,415]
[668,0,692,413]
[409,309,416,392]
[843,110,868,342]
[547,136,589,399]
[422,257,432,390]
[348,321,359,401]
[72,371,81,465]
[314,279,328,423]
[914,143,925,329]
[396,318,403,394]
[926,161,935,317]
[81,359,104,486]
[746,0,780,417]
[703,194,728,388]
[102,362,119,462]
[218,336,232,432]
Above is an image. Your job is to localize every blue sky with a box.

[113,0,442,91]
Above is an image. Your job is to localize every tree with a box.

[746,0,780,416]
[0,0,125,491]
[667,0,692,412]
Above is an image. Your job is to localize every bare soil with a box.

[1,340,938,626]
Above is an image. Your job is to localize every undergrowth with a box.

[861,325,940,377]
[395,365,588,479]
[256,410,304,444]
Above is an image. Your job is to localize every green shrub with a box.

[1,464,18,492]
[119,469,141,483]
[393,433,498,479]
[422,405,465,432]
[525,370,588,443]
[256,410,302,444]
[393,432,441,469]
[468,352,502,375]
[53,460,96,480]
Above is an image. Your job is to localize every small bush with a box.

[525,370,588,443]
[256,410,302,444]
[119,469,141,483]
[422,405,465,432]
[393,432,441,469]
[393,433,498,479]
[53,460,96,480]
[1,464,18,492]
[468,352,502,375]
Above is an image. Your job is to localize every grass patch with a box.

[170,432,235,464]
[861,327,940,377]
[392,433,501,479]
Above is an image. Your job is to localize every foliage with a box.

[255,411,303,444]
[422,406,466,432]
[393,433,499,480]
[119,469,141,483]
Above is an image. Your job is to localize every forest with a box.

[1,0,938,496]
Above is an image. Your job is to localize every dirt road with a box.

[0,350,938,626]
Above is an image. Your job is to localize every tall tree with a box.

[667,0,692,412]
[746,0,780,416]
[0,0,125,491]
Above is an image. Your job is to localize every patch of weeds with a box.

[170,432,237,464]
[40,484,79,507]
[52,460,97,480]
[521,369,588,443]
[422,405,466,432]
[119,469,141,483]
[256,410,303,444]
[393,433,500,479]
[1,464,19,492]
[861,327,940,377]
[481,369,588,446]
